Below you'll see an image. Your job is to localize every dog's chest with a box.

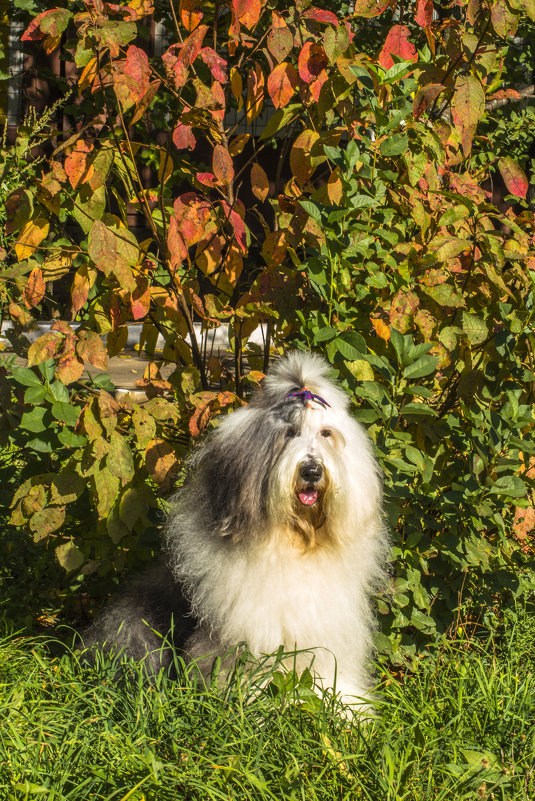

[212,545,359,654]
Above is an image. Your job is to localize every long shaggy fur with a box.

[85,351,388,706]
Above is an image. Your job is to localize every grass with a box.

[0,607,534,801]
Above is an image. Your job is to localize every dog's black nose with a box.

[299,461,323,484]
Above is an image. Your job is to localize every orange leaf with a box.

[298,41,328,84]
[232,0,262,30]
[267,62,297,109]
[371,318,391,340]
[290,129,321,183]
[251,162,270,202]
[180,25,209,66]
[246,62,265,123]
[65,140,93,189]
[130,276,152,320]
[71,265,96,316]
[145,438,178,491]
[173,193,212,247]
[212,144,234,185]
[23,267,46,308]
[77,331,108,369]
[56,351,85,385]
[179,0,203,30]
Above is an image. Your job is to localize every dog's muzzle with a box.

[297,460,324,506]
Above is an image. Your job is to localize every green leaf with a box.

[461,311,487,345]
[299,200,323,224]
[259,104,301,140]
[24,386,47,405]
[314,326,338,343]
[10,367,42,388]
[58,430,87,448]
[56,541,84,572]
[29,506,66,541]
[107,432,135,482]
[380,133,408,157]
[488,475,526,498]
[20,406,48,433]
[403,355,438,379]
[51,401,81,426]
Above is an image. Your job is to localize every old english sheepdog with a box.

[85,351,387,708]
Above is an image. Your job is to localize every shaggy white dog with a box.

[86,351,387,708]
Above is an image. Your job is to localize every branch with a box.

[485,85,535,112]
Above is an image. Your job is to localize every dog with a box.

[85,351,387,708]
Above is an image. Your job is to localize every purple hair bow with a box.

[285,388,331,408]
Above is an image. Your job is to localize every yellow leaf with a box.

[230,67,243,110]
[15,218,49,260]
[78,56,98,93]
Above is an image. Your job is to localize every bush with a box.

[1,0,534,659]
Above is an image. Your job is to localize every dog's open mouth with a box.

[298,488,319,506]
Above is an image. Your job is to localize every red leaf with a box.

[220,200,247,253]
[172,122,196,150]
[211,81,226,122]
[162,44,188,89]
[414,0,433,27]
[200,47,228,83]
[130,277,151,320]
[196,172,220,187]
[498,157,528,199]
[168,217,188,271]
[298,41,328,84]
[180,24,208,66]
[212,145,234,185]
[22,8,71,42]
[267,62,298,109]
[124,45,150,96]
[173,193,212,247]
[302,8,338,24]
[378,25,417,70]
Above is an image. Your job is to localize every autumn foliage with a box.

[1,0,535,655]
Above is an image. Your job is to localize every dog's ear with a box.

[190,407,283,541]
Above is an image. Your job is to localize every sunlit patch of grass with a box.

[0,607,533,800]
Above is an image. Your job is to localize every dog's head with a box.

[180,352,381,551]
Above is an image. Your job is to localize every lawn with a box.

[0,605,533,801]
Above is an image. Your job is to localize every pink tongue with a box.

[298,489,318,506]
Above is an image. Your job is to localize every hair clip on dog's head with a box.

[285,388,331,409]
